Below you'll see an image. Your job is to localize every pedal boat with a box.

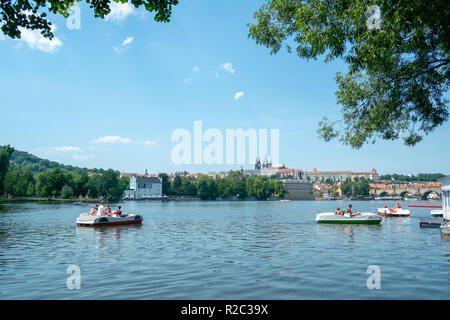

[430,209,444,217]
[76,213,143,227]
[377,207,410,217]
[316,212,382,224]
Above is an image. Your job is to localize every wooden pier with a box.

[419,219,445,228]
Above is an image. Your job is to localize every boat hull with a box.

[316,212,382,225]
[430,210,443,217]
[377,208,410,217]
[76,213,143,227]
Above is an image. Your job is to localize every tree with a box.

[98,169,125,200]
[75,170,89,197]
[61,185,74,199]
[86,174,101,198]
[249,0,449,148]
[197,176,218,200]
[1,0,179,40]
[4,166,35,197]
[340,181,353,197]
[0,145,14,195]
[159,173,170,195]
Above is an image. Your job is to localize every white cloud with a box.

[184,77,192,82]
[105,2,134,22]
[235,91,244,100]
[122,36,134,46]
[144,140,156,146]
[193,65,200,72]
[93,136,132,144]
[113,36,134,53]
[55,146,81,152]
[221,62,235,75]
[17,26,62,52]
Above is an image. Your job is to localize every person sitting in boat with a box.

[97,201,106,216]
[347,204,353,216]
[113,206,125,217]
[395,202,402,209]
[104,205,112,216]
[335,207,343,215]
[89,205,98,216]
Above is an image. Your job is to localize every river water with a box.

[0,200,448,299]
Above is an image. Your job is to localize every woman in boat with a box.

[335,207,341,215]
[89,205,98,216]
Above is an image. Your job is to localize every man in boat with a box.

[347,204,361,217]
[113,206,126,217]
[97,201,106,216]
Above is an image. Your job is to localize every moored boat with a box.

[430,209,443,217]
[315,212,382,224]
[76,213,143,227]
[377,206,410,217]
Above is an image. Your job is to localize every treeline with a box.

[9,149,104,175]
[380,173,446,182]
[0,145,128,200]
[340,180,370,197]
[159,170,286,200]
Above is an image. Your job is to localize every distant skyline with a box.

[1,0,449,175]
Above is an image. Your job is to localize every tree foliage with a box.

[340,179,370,197]
[249,0,449,148]
[0,0,179,39]
[163,171,287,200]
[0,144,14,195]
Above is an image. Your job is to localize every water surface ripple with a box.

[0,200,448,299]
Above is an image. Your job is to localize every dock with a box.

[419,219,445,228]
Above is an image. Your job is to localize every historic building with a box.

[283,179,314,200]
[304,168,380,182]
[123,176,163,199]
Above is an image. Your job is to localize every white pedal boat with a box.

[377,207,410,217]
[316,212,382,224]
[440,221,450,236]
[76,213,143,227]
[430,209,443,217]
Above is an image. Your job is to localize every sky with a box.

[0,0,449,175]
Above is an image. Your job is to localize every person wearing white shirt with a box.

[96,201,106,216]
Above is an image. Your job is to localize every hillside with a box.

[9,149,103,175]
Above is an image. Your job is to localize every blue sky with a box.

[0,0,449,175]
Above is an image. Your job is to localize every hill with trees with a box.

[9,149,104,175]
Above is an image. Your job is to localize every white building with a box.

[124,176,163,199]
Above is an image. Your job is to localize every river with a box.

[0,200,448,299]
